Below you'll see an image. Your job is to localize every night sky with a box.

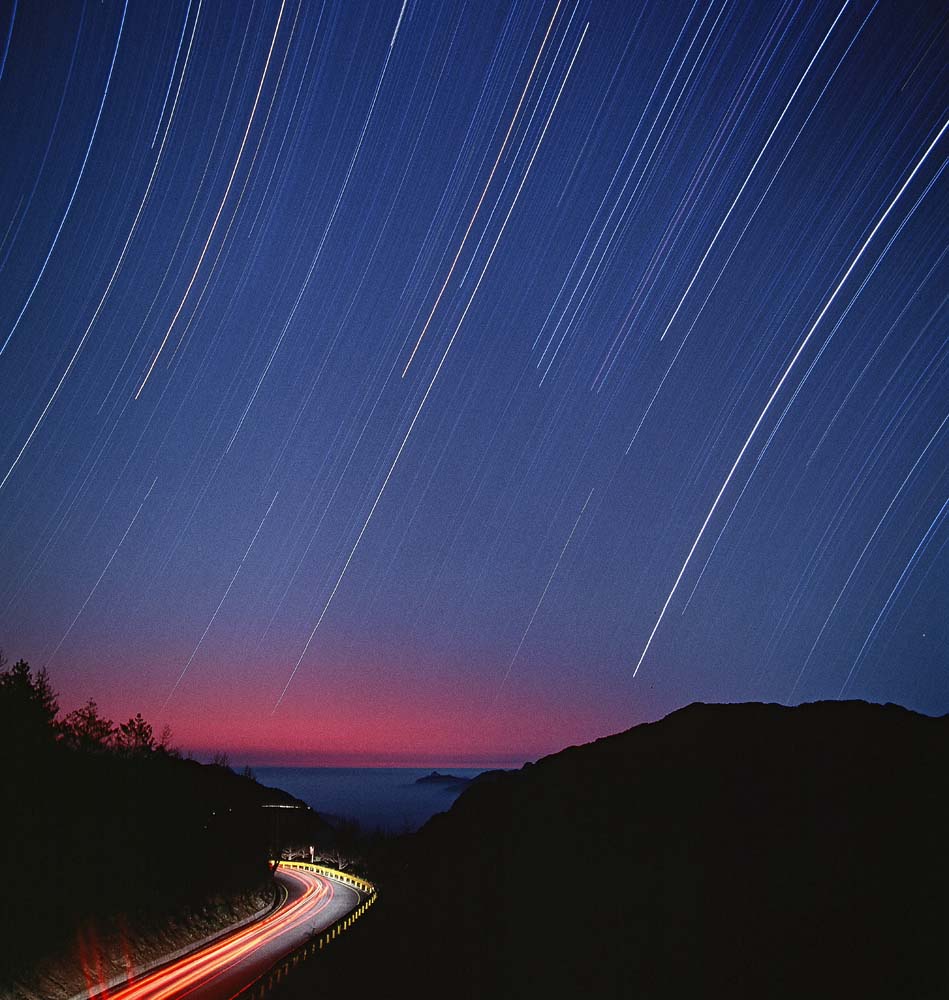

[1,0,946,766]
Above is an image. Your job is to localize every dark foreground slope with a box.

[281,700,948,999]
[0,736,330,988]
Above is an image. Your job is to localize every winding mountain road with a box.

[100,865,364,1000]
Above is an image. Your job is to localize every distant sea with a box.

[253,766,496,833]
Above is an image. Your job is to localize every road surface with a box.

[99,866,362,1000]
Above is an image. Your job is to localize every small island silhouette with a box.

[414,770,472,788]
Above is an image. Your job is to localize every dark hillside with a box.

[0,660,331,988]
[282,700,948,999]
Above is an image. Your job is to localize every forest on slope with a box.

[0,654,326,993]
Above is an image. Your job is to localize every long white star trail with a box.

[44,477,158,669]
[840,491,949,696]
[657,0,854,344]
[789,410,949,699]
[274,15,589,711]
[0,1,945,762]
[136,0,289,398]
[0,0,203,494]
[0,1,128,359]
[226,0,410,451]
[401,0,564,378]
[633,114,949,678]
[497,487,594,698]
[164,491,279,709]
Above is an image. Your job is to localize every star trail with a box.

[1,0,946,765]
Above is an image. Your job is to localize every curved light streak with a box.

[106,866,334,1000]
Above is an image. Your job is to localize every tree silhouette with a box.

[0,654,59,756]
[114,712,156,754]
[60,699,114,752]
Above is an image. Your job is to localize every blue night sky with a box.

[0,0,946,765]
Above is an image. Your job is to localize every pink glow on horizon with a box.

[47,649,658,768]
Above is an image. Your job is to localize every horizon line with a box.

[188,751,533,770]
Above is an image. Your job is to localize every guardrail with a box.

[280,860,376,895]
[242,862,377,998]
